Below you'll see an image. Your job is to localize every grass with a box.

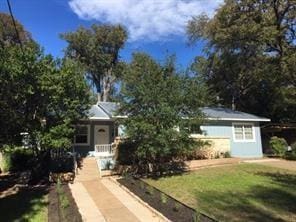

[0,187,48,222]
[145,163,296,222]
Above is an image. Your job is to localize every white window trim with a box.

[232,122,256,143]
[74,124,90,146]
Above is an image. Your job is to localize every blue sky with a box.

[0,0,222,68]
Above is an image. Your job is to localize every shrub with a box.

[285,142,296,160]
[191,146,216,159]
[269,136,288,157]
[224,151,231,158]
[116,140,137,165]
[1,146,35,172]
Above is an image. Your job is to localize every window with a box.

[74,125,89,144]
[233,123,255,142]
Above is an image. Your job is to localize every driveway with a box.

[244,159,296,171]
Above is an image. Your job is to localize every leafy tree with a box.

[0,43,91,153]
[118,53,210,174]
[61,24,127,102]
[187,0,296,122]
[0,12,33,47]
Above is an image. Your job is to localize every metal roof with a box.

[87,105,110,119]
[201,107,270,122]
[87,102,270,122]
[98,102,119,117]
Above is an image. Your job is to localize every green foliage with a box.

[1,146,35,172]
[118,53,210,173]
[0,44,91,152]
[269,136,288,156]
[116,140,137,165]
[224,151,231,158]
[160,192,168,204]
[285,142,296,160]
[187,0,296,122]
[61,24,127,101]
[0,12,33,47]
[146,185,155,196]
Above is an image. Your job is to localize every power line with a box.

[6,0,24,53]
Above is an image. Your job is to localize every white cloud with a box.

[68,0,222,42]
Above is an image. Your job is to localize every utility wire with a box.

[6,0,24,54]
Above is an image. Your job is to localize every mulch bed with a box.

[118,177,215,222]
[48,183,82,222]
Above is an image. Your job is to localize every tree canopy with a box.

[0,14,92,152]
[187,0,296,122]
[61,24,127,102]
[118,53,211,173]
[0,12,33,47]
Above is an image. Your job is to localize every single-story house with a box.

[73,102,270,159]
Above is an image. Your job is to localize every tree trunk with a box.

[102,68,115,102]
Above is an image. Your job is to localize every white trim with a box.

[232,122,256,143]
[113,115,128,118]
[207,117,270,122]
[89,116,110,120]
[73,124,90,146]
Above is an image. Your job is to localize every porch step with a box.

[76,157,100,181]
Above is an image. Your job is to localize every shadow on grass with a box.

[255,171,296,188]
[195,176,296,222]
[0,173,20,193]
[0,187,48,221]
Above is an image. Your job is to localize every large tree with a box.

[187,0,296,122]
[0,12,33,47]
[0,44,91,152]
[118,53,210,173]
[61,24,127,102]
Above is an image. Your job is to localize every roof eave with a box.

[206,117,271,122]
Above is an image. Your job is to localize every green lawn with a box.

[0,187,48,222]
[145,163,296,222]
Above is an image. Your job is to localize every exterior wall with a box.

[191,135,230,154]
[201,121,263,158]
[73,120,116,156]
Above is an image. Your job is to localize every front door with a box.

[95,125,110,145]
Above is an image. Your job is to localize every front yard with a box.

[145,163,296,222]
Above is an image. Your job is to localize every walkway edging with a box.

[108,176,170,222]
[69,182,106,222]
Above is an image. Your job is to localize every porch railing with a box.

[95,144,114,155]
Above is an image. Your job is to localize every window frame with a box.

[74,124,90,145]
[232,122,256,143]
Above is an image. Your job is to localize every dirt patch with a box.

[48,184,82,222]
[118,177,215,222]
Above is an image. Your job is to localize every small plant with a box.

[160,192,168,204]
[146,185,155,196]
[285,142,296,160]
[139,180,145,190]
[193,212,201,222]
[269,136,288,157]
[173,201,181,212]
[224,151,231,158]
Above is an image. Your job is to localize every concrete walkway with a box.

[69,157,164,222]
[243,158,296,171]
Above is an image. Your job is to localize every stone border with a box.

[186,158,240,170]
[108,176,170,222]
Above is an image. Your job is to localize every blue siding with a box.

[201,121,263,158]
